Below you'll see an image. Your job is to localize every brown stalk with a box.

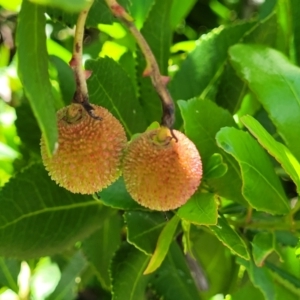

[104,0,176,134]
[70,0,101,120]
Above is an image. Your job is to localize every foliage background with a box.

[0,0,300,299]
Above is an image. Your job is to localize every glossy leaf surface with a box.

[82,214,122,289]
[86,57,147,137]
[239,258,276,300]
[0,164,112,258]
[210,215,250,260]
[17,0,57,155]
[149,242,200,300]
[170,22,254,101]
[100,177,143,210]
[0,258,20,293]
[216,127,290,214]
[252,232,281,267]
[125,211,167,255]
[110,243,151,300]
[204,153,228,179]
[191,228,237,298]
[144,215,180,274]
[242,115,300,194]
[177,192,218,225]
[179,98,246,205]
[229,44,300,161]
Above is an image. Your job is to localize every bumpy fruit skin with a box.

[41,103,127,194]
[123,128,202,211]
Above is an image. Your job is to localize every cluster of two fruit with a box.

[41,104,203,211]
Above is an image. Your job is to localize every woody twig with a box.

[70,0,100,119]
[104,0,176,133]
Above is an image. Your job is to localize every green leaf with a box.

[275,231,299,247]
[0,258,20,293]
[99,177,144,210]
[170,0,196,29]
[229,44,300,161]
[233,280,298,300]
[49,55,76,106]
[210,215,250,260]
[242,115,300,194]
[230,283,264,300]
[140,0,172,73]
[125,211,167,255]
[177,192,218,225]
[291,0,300,65]
[46,251,87,300]
[275,284,300,300]
[278,246,300,280]
[216,127,290,214]
[47,39,72,65]
[220,203,247,215]
[243,12,277,47]
[15,101,41,154]
[82,214,122,290]
[119,51,138,97]
[215,62,247,114]
[48,65,65,110]
[181,221,192,255]
[129,0,154,29]
[252,232,281,267]
[238,258,276,300]
[216,13,277,113]
[0,45,10,68]
[110,242,151,300]
[265,261,300,295]
[136,0,173,124]
[0,164,113,259]
[17,0,57,155]
[169,21,255,102]
[178,98,246,205]
[191,228,238,298]
[296,240,300,258]
[149,242,200,300]
[144,215,180,274]
[30,0,90,12]
[86,57,147,137]
[258,0,277,19]
[276,0,293,55]
[235,93,261,125]
[204,153,228,179]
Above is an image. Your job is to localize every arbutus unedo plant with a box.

[1,0,300,299]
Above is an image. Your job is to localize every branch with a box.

[104,0,175,130]
[70,0,100,119]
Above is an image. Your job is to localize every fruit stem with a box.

[104,0,175,130]
[155,126,172,144]
[70,0,101,120]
